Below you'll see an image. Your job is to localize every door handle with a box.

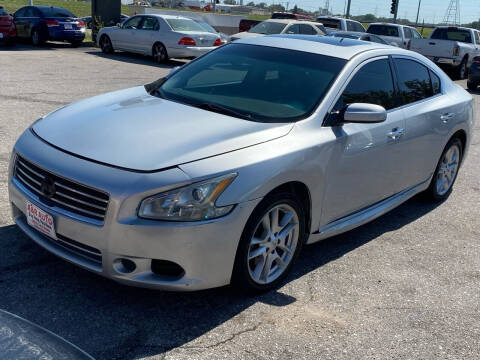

[440,113,456,123]
[387,127,404,140]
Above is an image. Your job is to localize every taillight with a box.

[178,37,196,46]
[77,20,85,28]
[45,19,59,27]
[213,38,222,46]
[453,44,460,56]
[472,56,480,64]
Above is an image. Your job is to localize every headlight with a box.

[138,173,237,221]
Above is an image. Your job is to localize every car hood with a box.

[33,86,293,172]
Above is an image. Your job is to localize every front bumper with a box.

[8,130,259,291]
[168,46,217,59]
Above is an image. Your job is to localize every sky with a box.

[272,0,479,24]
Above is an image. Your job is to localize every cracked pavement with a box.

[0,43,479,360]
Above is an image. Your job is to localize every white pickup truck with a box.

[409,26,480,79]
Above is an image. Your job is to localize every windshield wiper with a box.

[192,102,253,120]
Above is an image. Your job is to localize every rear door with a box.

[13,7,27,38]
[321,57,407,224]
[392,57,453,188]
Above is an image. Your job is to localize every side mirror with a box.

[343,103,387,123]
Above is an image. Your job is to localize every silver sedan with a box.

[97,14,222,63]
[8,36,474,292]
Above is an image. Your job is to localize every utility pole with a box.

[415,0,421,27]
[28,0,33,5]
[345,0,351,19]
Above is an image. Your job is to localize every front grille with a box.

[14,155,109,222]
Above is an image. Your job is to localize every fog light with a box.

[113,258,136,274]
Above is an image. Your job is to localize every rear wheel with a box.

[232,192,305,293]
[425,137,463,201]
[458,58,468,80]
[31,29,44,46]
[99,35,114,54]
[152,42,168,63]
[467,80,477,91]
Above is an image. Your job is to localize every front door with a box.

[321,57,407,225]
[117,16,143,52]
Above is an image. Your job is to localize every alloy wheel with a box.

[100,36,112,53]
[247,204,299,285]
[153,44,166,63]
[436,144,460,196]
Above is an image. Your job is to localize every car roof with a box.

[329,31,365,36]
[236,34,391,60]
[147,14,194,20]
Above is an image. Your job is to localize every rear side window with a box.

[353,22,365,32]
[346,21,355,31]
[430,71,441,95]
[368,25,399,37]
[334,59,396,110]
[299,24,316,35]
[285,24,300,34]
[317,18,341,29]
[394,59,433,105]
[475,31,480,45]
[24,7,37,17]
[431,28,472,43]
[404,27,413,39]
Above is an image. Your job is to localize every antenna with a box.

[442,0,460,25]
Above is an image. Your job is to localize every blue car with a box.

[13,5,85,47]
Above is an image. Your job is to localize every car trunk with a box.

[410,38,458,59]
[177,31,218,47]
[45,17,83,31]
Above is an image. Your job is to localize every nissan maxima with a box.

[8,36,474,292]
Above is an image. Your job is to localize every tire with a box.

[232,192,306,293]
[152,42,168,63]
[99,35,114,54]
[457,58,468,80]
[425,137,463,201]
[31,29,44,46]
[70,40,83,48]
[467,80,477,91]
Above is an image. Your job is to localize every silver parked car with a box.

[9,36,474,292]
[97,14,222,63]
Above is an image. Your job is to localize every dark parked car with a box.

[0,6,16,45]
[327,31,390,45]
[467,56,480,90]
[13,5,85,47]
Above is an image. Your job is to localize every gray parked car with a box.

[97,14,222,63]
[8,36,474,292]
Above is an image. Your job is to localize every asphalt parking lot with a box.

[0,43,479,360]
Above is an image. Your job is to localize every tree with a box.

[268,4,285,12]
[247,1,255,6]
[257,2,267,8]
[292,5,298,14]
[224,0,236,4]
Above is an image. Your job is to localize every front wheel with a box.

[425,137,463,201]
[99,35,114,54]
[232,192,305,293]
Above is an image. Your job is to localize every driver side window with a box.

[334,59,396,111]
[123,16,142,30]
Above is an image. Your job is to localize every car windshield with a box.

[368,25,399,37]
[166,18,205,32]
[40,7,74,17]
[196,21,216,33]
[317,18,341,29]
[248,21,287,34]
[157,44,346,123]
[431,28,472,43]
